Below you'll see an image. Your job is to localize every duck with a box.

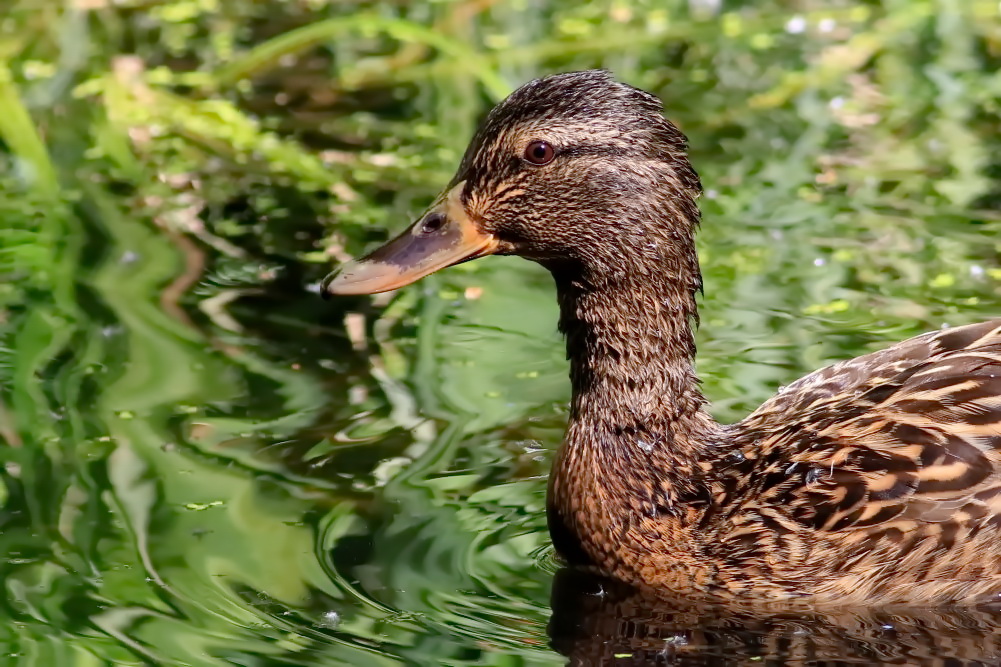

[322,70,1001,606]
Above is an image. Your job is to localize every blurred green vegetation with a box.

[0,0,999,665]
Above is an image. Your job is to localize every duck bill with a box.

[322,182,498,296]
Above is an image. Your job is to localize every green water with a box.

[1,1,1000,665]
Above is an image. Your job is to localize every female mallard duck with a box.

[323,70,1001,605]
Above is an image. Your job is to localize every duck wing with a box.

[731,319,1001,537]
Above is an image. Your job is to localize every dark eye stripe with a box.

[559,145,635,159]
[468,145,635,194]
[504,145,633,170]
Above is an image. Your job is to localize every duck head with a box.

[322,69,702,296]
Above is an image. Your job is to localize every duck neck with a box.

[545,242,720,528]
[551,259,716,452]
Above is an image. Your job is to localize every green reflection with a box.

[0,1,999,665]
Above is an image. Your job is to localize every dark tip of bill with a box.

[319,271,337,300]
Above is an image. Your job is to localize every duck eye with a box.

[524,140,555,165]
[420,212,446,234]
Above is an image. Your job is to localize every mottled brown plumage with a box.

[324,70,1001,605]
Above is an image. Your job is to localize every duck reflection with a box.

[548,569,1001,666]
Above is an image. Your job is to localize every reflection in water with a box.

[549,569,1001,665]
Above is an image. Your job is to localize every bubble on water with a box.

[520,439,544,453]
[317,610,341,629]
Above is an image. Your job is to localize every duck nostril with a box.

[420,213,446,235]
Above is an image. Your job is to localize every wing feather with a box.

[732,319,1001,540]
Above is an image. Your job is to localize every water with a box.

[1,1,1000,665]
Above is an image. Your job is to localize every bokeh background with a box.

[0,1,999,665]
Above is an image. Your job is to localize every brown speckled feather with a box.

[709,320,1001,602]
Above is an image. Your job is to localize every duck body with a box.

[324,70,1001,605]
[550,315,1001,604]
